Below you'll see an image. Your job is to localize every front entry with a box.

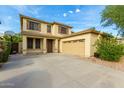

[47,39,53,53]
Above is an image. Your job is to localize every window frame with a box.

[35,39,41,49]
[27,20,41,31]
[47,25,51,33]
[58,26,68,34]
[27,38,33,49]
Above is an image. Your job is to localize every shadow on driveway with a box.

[0,54,40,72]
[0,70,52,88]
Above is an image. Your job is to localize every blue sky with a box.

[0,5,117,35]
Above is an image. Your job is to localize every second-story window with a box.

[27,20,40,31]
[47,25,51,33]
[58,26,68,34]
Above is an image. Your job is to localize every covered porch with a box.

[22,35,60,54]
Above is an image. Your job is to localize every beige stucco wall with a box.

[90,34,100,56]
[22,18,71,36]
[52,24,71,36]
[53,39,59,53]
[21,17,100,57]
[60,33,99,57]
[22,18,47,34]
[22,35,44,54]
[41,23,47,34]
[22,35,27,54]
[22,32,100,57]
[23,19,27,31]
[52,24,58,35]
[22,34,59,54]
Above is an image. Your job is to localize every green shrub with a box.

[0,52,3,62]
[0,41,11,63]
[95,38,124,61]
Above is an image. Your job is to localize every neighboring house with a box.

[117,38,124,44]
[20,15,102,57]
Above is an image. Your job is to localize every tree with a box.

[12,33,22,43]
[101,5,124,37]
[102,32,114,39]
[3,31,22,43]
[89,27,96,30]
[95,37,124,61]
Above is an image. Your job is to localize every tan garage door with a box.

[62,39,85,57]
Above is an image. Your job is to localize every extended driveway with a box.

[0,53,124,88]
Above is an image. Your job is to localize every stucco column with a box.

[59,40,62,53]
[68,28,71,35]
[43,38,47,54]
[84,34,92,57]
[53,39,58,53]
[52,25,55,35]
[22,35,27,55]
[33,38,35,49]
[40,39,43,51]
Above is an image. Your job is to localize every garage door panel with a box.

[62,40,85,57]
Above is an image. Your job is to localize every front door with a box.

[47,39,53,53]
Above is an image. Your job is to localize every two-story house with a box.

[20,15,102,57]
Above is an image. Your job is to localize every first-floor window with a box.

[27,38,33,49]
[35,39,40,49]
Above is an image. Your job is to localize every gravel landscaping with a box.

[80,56,124,72]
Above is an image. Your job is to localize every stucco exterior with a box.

[20,14,101,57]
[60,33,100,57]
[62,39,85,57]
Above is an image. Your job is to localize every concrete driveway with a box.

[0,53,124,88]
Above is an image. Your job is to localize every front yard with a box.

[84,56,124,72]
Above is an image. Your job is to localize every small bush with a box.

[0,52,3,62]
[95,38,124,61]
[0,41,11,63]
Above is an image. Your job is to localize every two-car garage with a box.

[60,30,100,57]
[62,39,85,57]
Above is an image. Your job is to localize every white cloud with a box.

[75,9,80,13]
[11,5,27,13]
[63,13,67,17]
[7,16,12,20]
[28,7,40,15]
[11,5,41,16]
[68,11,73,14]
